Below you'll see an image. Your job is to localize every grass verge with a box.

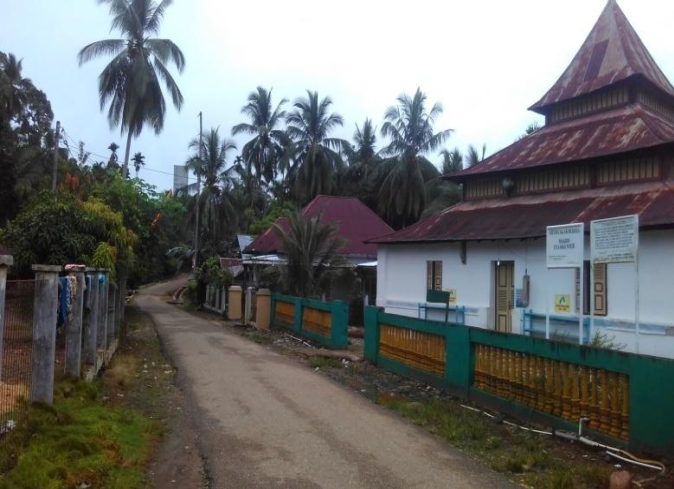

[0,379,160,489]
[380,397,611,489]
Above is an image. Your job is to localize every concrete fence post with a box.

[256,289,271,330]
[96,269,109,370]
[228,286,242,321]
[106,282,116,359]
[65,265,86,378]
[244,287,254,325]
[0,255,13,380]
[30,264,63,404]
[83,268,99,366]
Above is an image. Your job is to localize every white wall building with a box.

[372,1,674,359]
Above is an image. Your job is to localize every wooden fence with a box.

[364,306,674,456]
[271,293,348,349]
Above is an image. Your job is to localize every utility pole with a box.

[51,121,61,193]
[194,112,203,268]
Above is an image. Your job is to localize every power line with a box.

[60,127,197,182]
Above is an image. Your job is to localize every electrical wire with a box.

[60,127,198,182]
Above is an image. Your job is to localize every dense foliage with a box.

[0,49,188,284]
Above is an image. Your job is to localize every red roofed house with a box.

[371,0,674,358]
[245,195,392,299]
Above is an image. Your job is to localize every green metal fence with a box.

[364,306,674,456]
[271,293,349,349]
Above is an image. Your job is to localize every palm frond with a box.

[78,39,126,66]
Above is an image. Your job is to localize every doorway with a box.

[495,261,514,333]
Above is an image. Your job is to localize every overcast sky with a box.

[3,0,674,191]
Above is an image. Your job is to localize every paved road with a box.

[136,279,516,489]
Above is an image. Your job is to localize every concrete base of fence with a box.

[105,339,118,364]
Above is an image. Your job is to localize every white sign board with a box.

[591,215,639,264]
[546,223,584,269]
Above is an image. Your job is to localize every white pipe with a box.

[458,406,664,474]
[606,451,663,472]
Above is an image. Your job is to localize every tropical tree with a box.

[108,142,120,165]
[231,87,288,185]
[132,151,145,177]
[342,118,380,210]
[466,144,487,168]
[439,148,463,174]
[285,90,348,203]
[518,121,542,140]
[378,88,452,228]
[78,0,186,178]
[185,128,237,255]
[0,53,32,118]
[270,209,347,298]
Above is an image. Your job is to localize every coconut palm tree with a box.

[271,209,347,298]
[231,87,288,185]
[378,88,452,228]
[78,0,185,178]
[0,53,33,119]
[185,128,237,253]
[132,151,145,177]
[439,148,463,174]
[346,118,378,180]
[285,90,348,203]
[466,144,487,168]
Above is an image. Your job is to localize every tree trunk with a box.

[122,132,133,179]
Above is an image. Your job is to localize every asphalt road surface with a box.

[136,279,516,489]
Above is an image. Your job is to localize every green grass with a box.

[307,357,343,369]
[245,332,273,345]
[380,397,611,488]
[0,379,159,489]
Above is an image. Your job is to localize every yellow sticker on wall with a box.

[554,294,571,314]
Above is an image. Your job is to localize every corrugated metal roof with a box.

[245,196,393,258]
[370,182,674,243]
[530,0,674,112]
[447,104,674,179]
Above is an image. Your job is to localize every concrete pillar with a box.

[30,264,62,404]
[106,283,116,355]
[83,268,99,366]
[256,288,271,330]
[244,287,254,325]
[65,266,86,378]
[228,286,242,321]
[116,275,125,338]
[0,255,13,380]
[96,269,109,361]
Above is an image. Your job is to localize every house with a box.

[244,195,393,299]
[371,0,674,359]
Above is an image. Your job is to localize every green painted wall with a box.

[272,293,349,349]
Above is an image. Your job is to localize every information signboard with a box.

[591,215,639,264]
[546,223,584,268]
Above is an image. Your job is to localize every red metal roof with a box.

[245,196,393,258]
[531,0,674,112]
[370,182,674,243]
[447,104,674,179]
